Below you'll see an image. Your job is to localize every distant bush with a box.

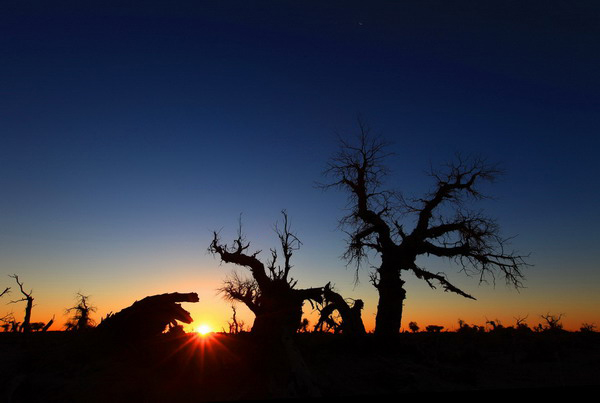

[539,313,564,333]
[580,323,596,333]
[425,325,444,333]
[457,319,484,334]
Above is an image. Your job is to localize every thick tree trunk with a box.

[251,285,322,337]
[251,297,303,338]
[249,290,321,398]
[374,264,406,337]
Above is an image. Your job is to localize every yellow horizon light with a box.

[196,324,212,335]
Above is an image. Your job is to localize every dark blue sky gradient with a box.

[1,1,599,329]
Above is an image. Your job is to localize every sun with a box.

[195,324,212,336]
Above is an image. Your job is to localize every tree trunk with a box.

[251,285,322,338]
[21,298,33,333]
[251,297,303,338]
[374,264,406,337]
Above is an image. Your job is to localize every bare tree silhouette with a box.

[226,305,247,334]
[0,287,11,332]
[64,293,97,331]
[0,312,15,332]
[540,313,564,332]
[580,323,596,333]
[209,211,324,337]
[320,121,529,336]
[8,275,34,333]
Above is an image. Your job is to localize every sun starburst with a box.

[196,324,212,336]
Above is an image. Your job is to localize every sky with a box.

[1,1,599,332]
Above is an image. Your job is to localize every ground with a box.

[0,330,598,402]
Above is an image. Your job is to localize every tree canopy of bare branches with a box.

[320,122,529,336]
[209,211,324,337]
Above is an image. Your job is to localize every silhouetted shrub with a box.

[425,325,444,333]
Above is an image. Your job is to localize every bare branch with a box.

[208,227,269,289]
[274,210,303,282]
[411,265,475,300]
[218,271,261,314]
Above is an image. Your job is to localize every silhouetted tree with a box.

[457,319,484,334]
[580,323,596,333]
[97,292,199,339]
[514,315,531,333]
[540,313,564,332]
[408,321,420,333]
[0,288,11,332]
[210,211,324,337]
[426,325,444,333]
[227,305,246,334]
[320,122,529,336]
[29,322,47,332]
[298,318,310,333]
[313,283,365,335]
[8,275,34,333]
[1,312,15,332]
[486,318,504,332]
[64,293,97,331]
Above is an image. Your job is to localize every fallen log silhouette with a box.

[97,292,199,339]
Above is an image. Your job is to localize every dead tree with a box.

[210,211,324,338]
[97,292,199,339]
[42,315,55,332]
[1,312,15,332]
[514,315,531,332]
[227,305,246,334]
[0,288,11,332]
[580,323,596,333]
[64,293,97,331]
[8,275,34,333]
[314,283,366,335]
[320,122,529,336]
[540,313,564,332]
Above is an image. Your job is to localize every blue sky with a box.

[1,1,599,330]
